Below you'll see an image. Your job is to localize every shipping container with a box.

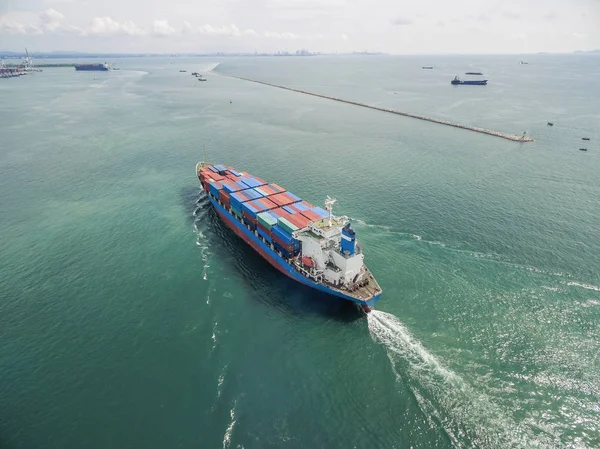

[257,211,278,228]
[277,217,299,235]
[257,220,272,236]
[226,167,243,177]
[257,226,272,243]
[300,209,322,222]
[223,182,245,193]
[214,164,228,174]
[245,188,264,200]
[256,197,278,210]
[208,165,219,173]
[312,207,329,219]
[286,192,302,202]
[243,215,256,230]
[209,181,223,197]
[231,206,242,218]
[282,205,296,214]
[234,181,251,191]
[286,213,311,229]
[242,201,259,218]
[269,183,286,193]
[219,190,230,208]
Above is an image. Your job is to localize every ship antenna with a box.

[325,196,337,227]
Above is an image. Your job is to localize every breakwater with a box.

[214,71,534,143]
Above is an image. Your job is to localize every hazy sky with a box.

[1,0,598,54]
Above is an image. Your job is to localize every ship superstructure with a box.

[196,162,382,312]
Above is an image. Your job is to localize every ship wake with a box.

[367,310,554,448]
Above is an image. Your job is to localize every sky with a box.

[0,0,599,54]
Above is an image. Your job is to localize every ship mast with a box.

[325,196,337,227]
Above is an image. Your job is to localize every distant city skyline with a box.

[1,0,598,54]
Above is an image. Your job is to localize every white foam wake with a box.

[567,281,600,292]
[222,402,236,449]
[367,310,552,448]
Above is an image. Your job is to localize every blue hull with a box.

[209,196,382,309]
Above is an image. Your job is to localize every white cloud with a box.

[152,20,176,37]
[572,32,586,39]
[0,16,28,35]
[265,30,299,39]
[543,12,558,21]
[86,17,145,36]
[197,24,257,37]
[341,33,348,41]
[392,17,413,26]
[436,20,445,28]
[40,8,64,32]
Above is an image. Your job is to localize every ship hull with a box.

[209,196,381,309]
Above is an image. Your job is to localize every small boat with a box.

[198,75,207,81]
[465,72,483,75]
[179,70,187,72]
[422,66,433,69]
[547,122,554,126]
[580,148,588,151]
[582,137,590,141]
[191,72,199,76]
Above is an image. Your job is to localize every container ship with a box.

[74,63,110,71]
[196,162,382,312]
[451,76,487,85]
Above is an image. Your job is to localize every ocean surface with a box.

[1,54,599,449]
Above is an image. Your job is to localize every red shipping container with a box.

[289,213,311,228]
[219,190,230,207]
[300,200,314,209]
[269,193,285,206]
[257,221,271,236]
[256,197,278,210]
[258,185,276,196]
[272,234,293,252]
[270,183,286,193]
[253,176,267,186]
[242,210,256,223]
[300,210,321,222]
[286,214,308,229]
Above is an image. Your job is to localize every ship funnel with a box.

[340,223,356,256]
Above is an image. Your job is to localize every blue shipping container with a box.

[287,192,302,202]
[208,165,219,173]
[272,225,293,244]
[294,202,309,212]
[282,205,296,214]
[242,202,259,217]
[209,181,223,195]
[312,207,329,218]
[235,181,250,191]
[257,227,272,243]
[244,189,263,200]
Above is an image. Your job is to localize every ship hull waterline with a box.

[208,195,381,312]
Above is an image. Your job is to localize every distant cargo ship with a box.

[74,63,109,71]
[451,76,487,85]
[465,72,483,75]
[196,162,382,312]
[422,66,433,69]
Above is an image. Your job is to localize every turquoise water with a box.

[1,55,599,449]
